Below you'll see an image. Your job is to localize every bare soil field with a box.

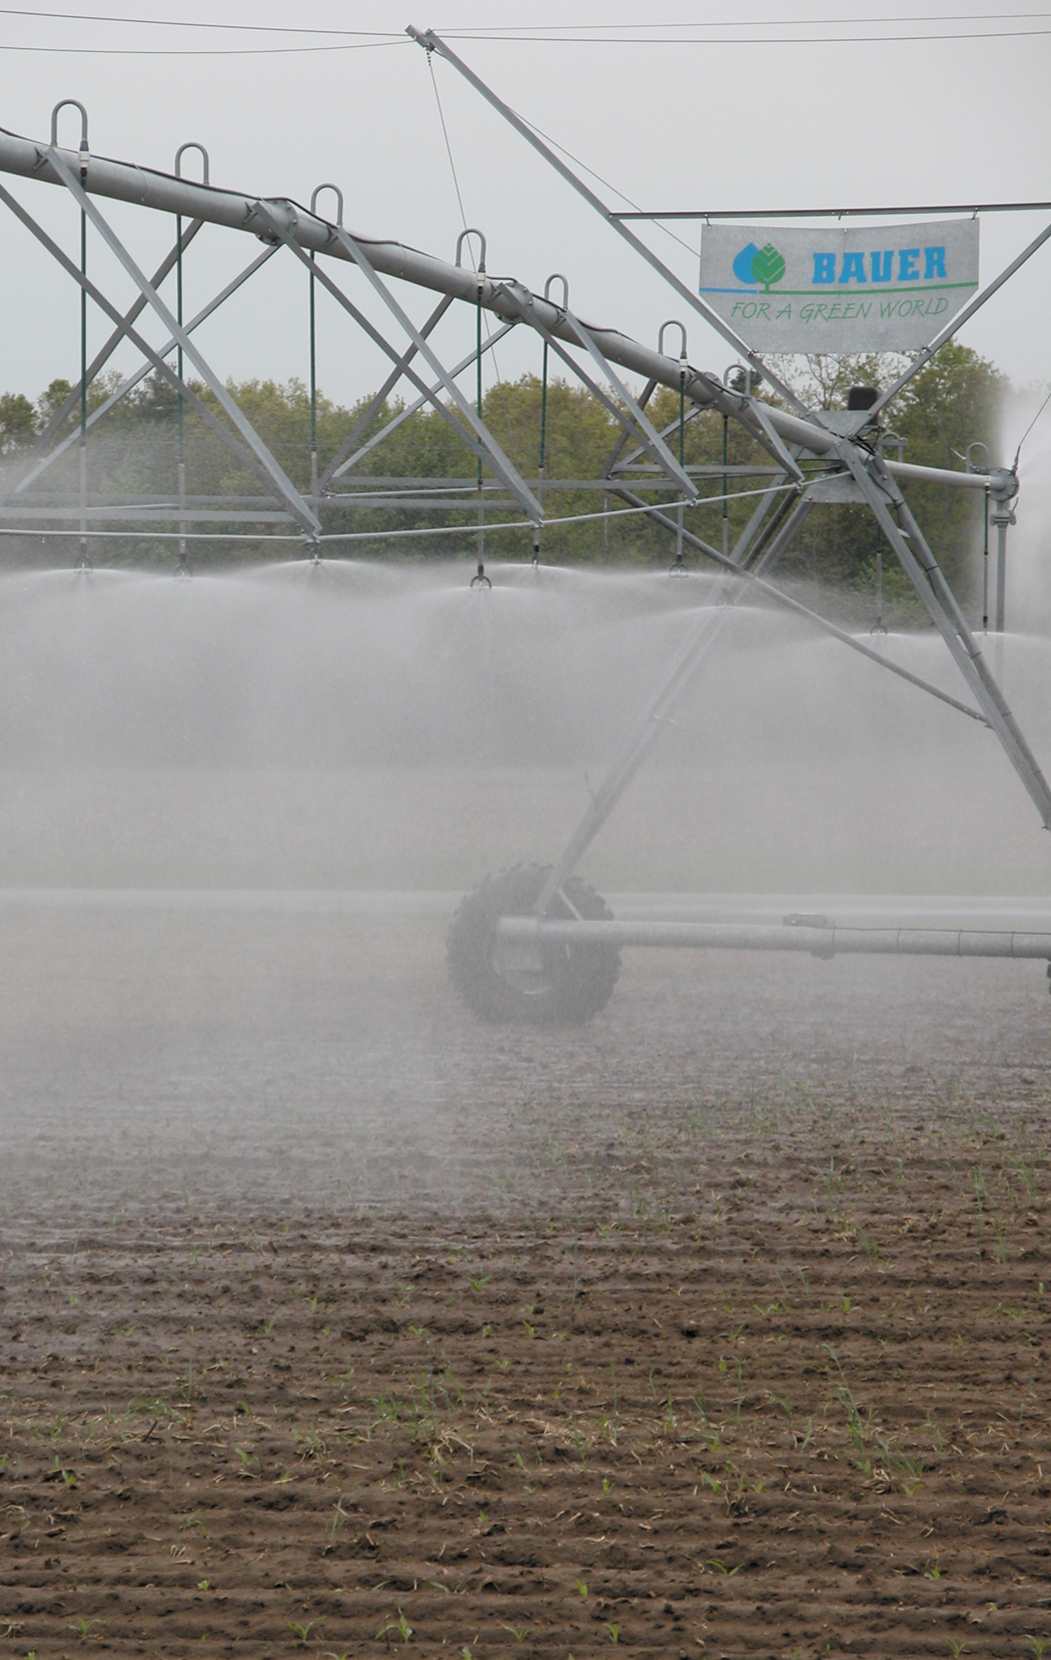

[2,907,1051,1658]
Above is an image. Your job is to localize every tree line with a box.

[0,342,1005,613]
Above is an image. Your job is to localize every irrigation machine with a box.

[2,29,1051,1022]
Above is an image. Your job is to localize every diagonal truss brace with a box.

[498,283,696,498]
[749,402,805,484]
[250,201,540,522]
[0,178,313,523]
[560,309,698,499]
[12,243,279,504]
[329,319,517,483]
[47,150,320,535]
[2,218,205,506]
[320,293,453,490]
[534,495,814,912]
[610,477,989,726]
[837,441,1051,827]
[412,27,821,430]
[608,397,708,477]
[601,380,657,477]
[323,222,542,522]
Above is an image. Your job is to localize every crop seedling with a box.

[858,1228,883,1265]
[327,1493,349,1546]
[606,1624,620,1644]
[576,1580,588,1599]
[376,1610,413,1644]
[288,1619,325,1644]
[973,1166,989,1213]
[501,1624,526,1644]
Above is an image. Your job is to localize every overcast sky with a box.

[1,1,1049,441]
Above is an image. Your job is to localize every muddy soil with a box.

[2,908,1050,1657]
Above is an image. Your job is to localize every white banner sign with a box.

[699,219,980,351]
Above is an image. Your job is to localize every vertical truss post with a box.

[537,275,568,564]
[983,490,990,632]
[993,499,1014,633]
[659,322,688,568]
[309,252,318,508]
[176,214,185,565]
[173,149,207,572]
[173,146,207,573]
[308,186,343,526]
[52,104,90,566]
[476,269,485,567]
[722,414,729,560]
[78,173,87,565]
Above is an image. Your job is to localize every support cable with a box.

[1011,383,1051,469]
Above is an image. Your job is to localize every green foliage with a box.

[0,343,1010,596]
[0,392,36,454]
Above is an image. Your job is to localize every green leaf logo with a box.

[750,244,786,291]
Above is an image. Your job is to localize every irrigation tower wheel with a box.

[447,864,621,1025]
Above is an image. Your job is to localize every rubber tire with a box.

[447,864,621,1026]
